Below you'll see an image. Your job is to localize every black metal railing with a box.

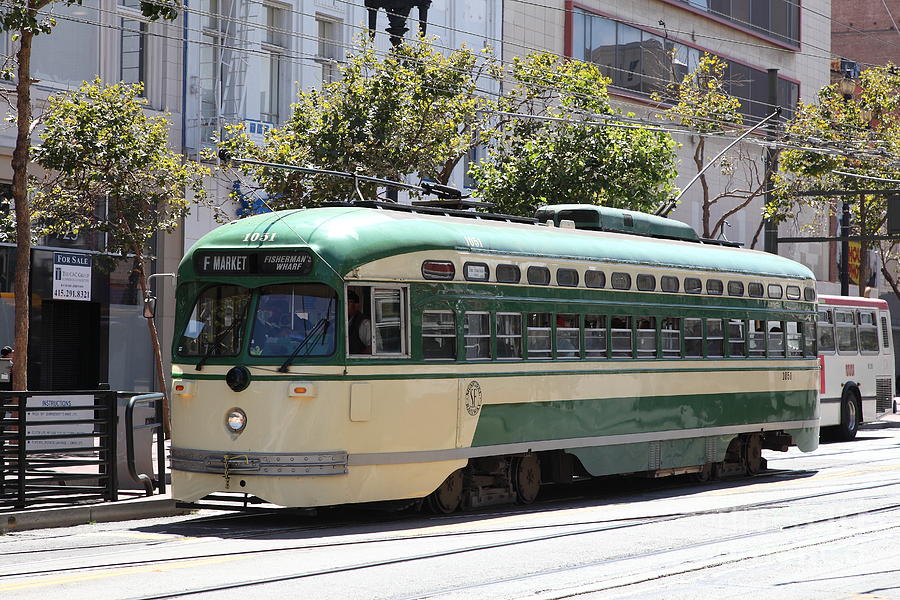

[0,390,118,510]
[124,392,166,497]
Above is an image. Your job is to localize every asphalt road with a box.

[3,430,900,600]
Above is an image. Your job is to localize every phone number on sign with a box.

[54,289,90,299]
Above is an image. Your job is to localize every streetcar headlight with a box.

[225,408,247,434]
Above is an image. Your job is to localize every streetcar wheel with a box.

[836,391,860,442]
[427,469,464,514]
[744,434,763,475]
[693,463,712,483]
[512,454,541,505]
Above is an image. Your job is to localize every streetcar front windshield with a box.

[177,285,251,357]
[249,284,337,357]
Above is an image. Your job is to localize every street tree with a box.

[1,0,180,389]
[31,79,208,427]
[656,53,768,243]
[771,64,900,296]
[469,52,678,217]
[218,37,499,207]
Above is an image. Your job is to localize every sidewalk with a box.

[1,491,189,534]
[860,408,900,430]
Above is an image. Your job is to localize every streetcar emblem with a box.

[465,381,483,416]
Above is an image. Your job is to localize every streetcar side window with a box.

[684,278,702,294]
[497,313,523,359]
[660,317,681,358]
[372,288,406,355]
[636,316,656,359]
[611,272,632,290]
[767,284,783,299]
[835,310,858,353]
[585,270,605,288]
[859,310,879,354]
[767,321,785,357]
[636,274,656,291]
[786,322,803,357]
[749,320,767,357]
[610,315,633,358]
[684,318,703,358]
[786,285,801,300]
[661,276,679,293]
[527,266,551,286]
[556,314,580,359]
[557,268,579,287]
[496,264,521,283]
[748,282,764,298]
[804,287,817,301]
[706,279,724,296]
[250,284,337,358]
[527,313,552,359]
[727,281,744,297]
[464,312,492,360]
[707,319,724,357]
[818,309,835,353]
[728,319,747,357]
[585,315,607,358]
[802,321,817,356]
[422,311,456,360]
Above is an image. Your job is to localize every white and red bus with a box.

[817,295,895,440]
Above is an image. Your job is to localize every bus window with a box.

[497,313,523,359]
[749,320,767,357]
[835,310,858,353]
[636,316,656,358]
[818,309,835,353]
[661,318,681,358]
[422,311,455,360]
[527,313,552,359]
[178,284,251,357]
[728,319,746,357]
[684,278,702,294]
[373,288,405,354]
[250,284,337,357]
[786,322,803,356]
[585,270,605,288]
[859,311,879,354]
[464,312,491,360]
[707,319,724,357]
[556,314,580,358]
[685,318,703,358]
[801,321,817,356]
[767,321,785,357]
[585,315,607,357]
[610,316,632,358]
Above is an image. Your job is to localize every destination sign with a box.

[194,251,313,276]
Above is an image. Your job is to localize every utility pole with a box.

[764,68,779,254]
[841,200,851,296]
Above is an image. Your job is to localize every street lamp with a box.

[365,1,432,47]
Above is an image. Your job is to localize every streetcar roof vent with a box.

[534,205,701,243]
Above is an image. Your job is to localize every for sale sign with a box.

[53,252,92,301]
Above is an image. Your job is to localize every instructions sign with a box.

[26,395,95,451]
[53,252,92,301]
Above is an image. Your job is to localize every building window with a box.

[261,4,288,124]
[570,8,799,119]
[317,16,342,84]
[120,19,147,90]
[671,0,799,46]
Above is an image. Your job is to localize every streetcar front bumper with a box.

[171,447,348,476]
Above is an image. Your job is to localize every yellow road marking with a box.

[0,555,243,592]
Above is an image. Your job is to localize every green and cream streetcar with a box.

[170,202,820,511]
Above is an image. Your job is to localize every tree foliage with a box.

[469,53,678,216]
[772,64,900,294]
[657,53,762,241]
[218,37,498,207]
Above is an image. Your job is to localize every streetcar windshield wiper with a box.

[196,308,248,371]
[278,318,329,373]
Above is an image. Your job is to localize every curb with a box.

[1,497,190,534]
[860,420,900,430]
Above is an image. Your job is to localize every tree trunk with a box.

[136,258,171,437]
[693,138,711,238]
[11,29,34,391]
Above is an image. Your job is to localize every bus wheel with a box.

[837,390,861,442]
[427,469,464,514]
[512,454,541,504]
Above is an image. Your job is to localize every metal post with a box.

[841,201,851,296]
[764,68,780,254]
[16,392,26,508]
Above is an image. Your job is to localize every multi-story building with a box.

[503,0,834,286]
